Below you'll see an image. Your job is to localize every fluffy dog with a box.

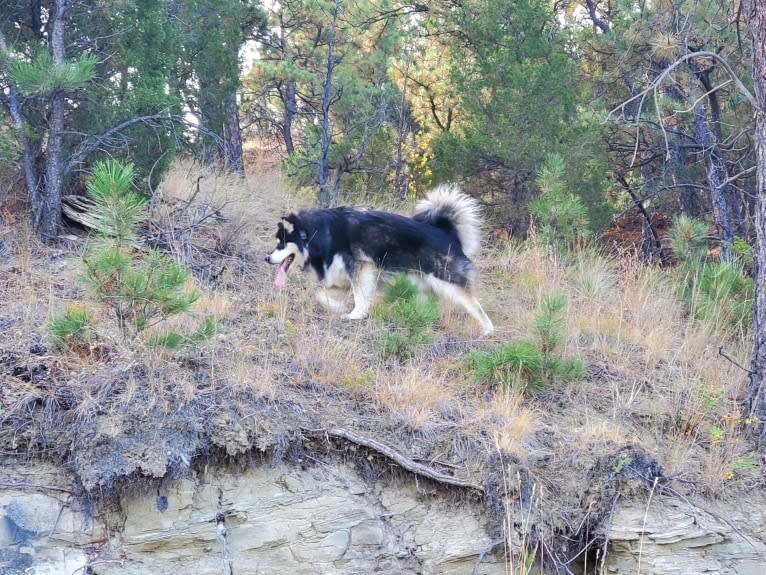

[266,185,494,335]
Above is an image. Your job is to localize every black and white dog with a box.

[266,185,494,335]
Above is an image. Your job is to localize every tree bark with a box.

[283,78,297,155]
[278,13,296,155]
[318,0,340,207]
[744,0,766,429]
[695,64,747,239]
[694,106,733,261]
[224,99,245,175]
[0,30,40,213]
[39,0,73,242]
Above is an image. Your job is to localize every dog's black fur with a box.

[277,208,476,288]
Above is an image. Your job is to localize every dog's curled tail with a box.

[413,185,483,257]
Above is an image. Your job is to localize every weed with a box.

[467,292,584,391]
[49,303,96,351]
[371,275,439,359]
[529,153,590,253]
[340,368,374,392]
[614,455,633,473]
[728,456,758,472]
[709,425,724,445]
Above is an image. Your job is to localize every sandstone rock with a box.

[603,495,766,575]
[6,494,62,535]
[3,459,764,575]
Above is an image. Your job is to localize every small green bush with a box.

[688,262,753,335]
[85,246,200,333]
[670,215,753,336]
[467,340,544,390]
[670,214,708,266]
[467,292,584,391]
[145,316,219,350]
[371,275,439,359]
[49,304,96,350]
[78,159,215,347]
[529,153,590,252]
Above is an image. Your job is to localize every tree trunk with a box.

[39,0,72,242]
[694,106,733,262]
[283,78,297,155]
[279,13,296,155]
[0,31,40,215]
[318,0,339,207]
[674,142,699,217]
[224,99,245,175]
[696,65,747,238]
[744,0,766,429]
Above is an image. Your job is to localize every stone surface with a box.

[2,459,765,575]
[602,495,766,575]
[101,464,506,575]
[5,494,62,535]
[0,462,100,575]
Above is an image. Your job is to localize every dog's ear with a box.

[285,215,308,242]
[282,214,299,233]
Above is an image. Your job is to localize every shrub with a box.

[371,275,439,359]
[145,316,219,350]
[49,304,96,351]
[467,340,544,390]
[670,215,753,336]
[79,159,215,345]
[688,262,753,335]
[529,153,590,252]
[670,214,708,266]
[467,292,584,391]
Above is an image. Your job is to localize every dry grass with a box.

[0,155,762,568]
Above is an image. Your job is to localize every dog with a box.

[265,185,494,335]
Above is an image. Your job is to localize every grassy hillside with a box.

[0,154,760,568]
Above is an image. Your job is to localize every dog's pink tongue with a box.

[274,261,288,288]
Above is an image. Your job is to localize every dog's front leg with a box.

[345,263,378,319]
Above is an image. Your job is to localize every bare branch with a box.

[672,79,734,115]
[64,114,225,176]
[608,51,756,162]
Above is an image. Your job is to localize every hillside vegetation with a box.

[0,156,760,570]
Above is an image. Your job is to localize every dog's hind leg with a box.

[315,287,349,313]
[424,275,495,336]
[345,262,378,320]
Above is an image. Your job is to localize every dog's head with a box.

[265,214,309,288]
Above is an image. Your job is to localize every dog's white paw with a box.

[315,289,349,313]
[344,310,368,320]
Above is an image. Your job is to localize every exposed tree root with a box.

[325,427,484,492]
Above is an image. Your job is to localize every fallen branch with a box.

[325,427,484,492]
